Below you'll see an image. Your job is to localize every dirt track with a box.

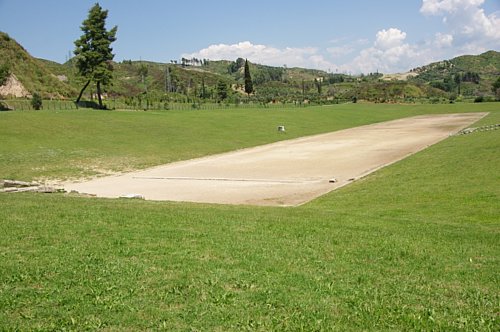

[65,113,486,206]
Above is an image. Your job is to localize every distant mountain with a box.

[1,30,498,102]
[0,32,76,98]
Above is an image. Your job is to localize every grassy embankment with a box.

[0,103,498,330]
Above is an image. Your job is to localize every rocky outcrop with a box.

[0,74,31,98]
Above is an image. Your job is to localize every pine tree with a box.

[244,59,253,95]
[216,80,228,102]
[74,3,117,108]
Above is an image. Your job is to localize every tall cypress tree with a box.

[244,59,253,95]
[74,3,117,108]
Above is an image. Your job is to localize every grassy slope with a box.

[111,61,228,97]
[453,51,500,96]
[452,51,500,75]
[0,104,498,330]
[412,50,500,96]
[1,103,498,182]
[0,32,76,98]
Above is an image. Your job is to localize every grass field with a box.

[0,103,499,330]
[0,102,498,181]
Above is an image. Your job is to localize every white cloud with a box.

[183,41,327,69]
[434,32,453,47]
[181,1,499,75]
[327,45,354,58]
[343,28,430,74]
[326,37,369,58]
[343,1,500,73]
[375,28,407,50]
[184,35,427,75]
[420,0,484,15]
[420,0,500,52]
[308,55,335,70]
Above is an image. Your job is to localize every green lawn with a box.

[0,103,498,330]
[0,102,497,181]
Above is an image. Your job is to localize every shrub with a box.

[31,93,42,110]
[0,63,10,86]
[474,96,484,103]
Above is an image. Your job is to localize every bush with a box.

[31,93,42,110]
[0,101,10,111]
[0,63,10,86]
[474,96,484,103]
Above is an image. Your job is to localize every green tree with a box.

[314,78,322,94]
[216,80,228,102]
[454,73,462,95]
[74,3,117,108]
[31,93,42,110]
[200,77,206,99]
[0,63,10,86]
[244,59,253,95]
[493,76,500,100]
[229,58,245,73]
[138,63,148,92]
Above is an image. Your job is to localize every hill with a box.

[0,32,76,98]
[409,50,500,97]
[105,52,499,103]
[1,30,498,104]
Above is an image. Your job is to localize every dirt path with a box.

[64,113,486,206]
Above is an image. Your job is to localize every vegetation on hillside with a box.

[0,63,9,86]
[409,50,500,99]
[0,32,76,98]
[1,29,499,106]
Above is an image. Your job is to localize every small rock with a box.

[119,193,145,200]
[2,187,20,193]
[78,192,97,197]
[8,186,39,193]
[3,179,39,188]
[329,178,337,183]
[36,186,58,193]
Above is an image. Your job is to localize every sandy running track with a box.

[65,113,486,206]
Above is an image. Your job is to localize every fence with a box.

[1,99,353,111]
[1,99,79,111]
[115,102,316,111]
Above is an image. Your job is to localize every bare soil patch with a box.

[64,113,486,206]
[0,74,31,98]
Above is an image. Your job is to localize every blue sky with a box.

[0,0,499,73]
